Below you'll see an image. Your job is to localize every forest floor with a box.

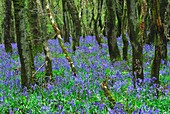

[0,36,170,113]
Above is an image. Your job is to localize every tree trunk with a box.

[10,1,16,43]
[13,0,33,88]
[38,0,53,82]
[62,0,70,43]
[85,0,89,35]
[159,0,168,62]
[103,9,107,36]
[4,0,12,53]
[94,0,103,47]
[66,0,81,52]
[150,0,166,96]
[121,0,128,61]
[127,0,144,85]
[89,0,95,35]
[116,0,123,37]
[106,0,121,62]
[45,0,77,76]
[28,0,42,56]
[79,0,87,38]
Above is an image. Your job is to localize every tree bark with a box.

[10,1,16,43]
[62,0,70,43]
[45,0,77,76]
[116,0,123,37]
[159,0,168,62]
[66,0,81,52]
[38,0,53,82]
[28,0,42,56]
[4,0,12,53]
[89,0,95,35]
[13,0,33,88]
[127,0,144,84]
[94,0,103,47]
[121,0,128,61]
[150,0,166,95]
[106,0,121,62]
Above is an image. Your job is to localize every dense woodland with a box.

[0,0,170,113]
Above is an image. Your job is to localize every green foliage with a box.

[1,42,169,113]
[0,0,4,42]
[0,0,170,113]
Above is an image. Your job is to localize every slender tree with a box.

[106,0,121,62]
[126,0,144,85]
[28,0,42,56]
[13,0,33,88]
[45,0,77,76]
[121,0,128,60]
[116,0,123,38]
[89,0,95,35]
[146,1,155,45]
[10,1,16,43]
[79,0,87,38]
[0,0,5,44]
[38,0,53,82]
[103,8,107,36]
[66,0,81,52]
[4,0,12,53]
[62,0,70,43]
[85,0,89,24]
[164,3,170,39]
[159,0,168,62]
[150,0,167,96]
[94,0,103,47]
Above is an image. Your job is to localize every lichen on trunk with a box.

[13,0,33,88]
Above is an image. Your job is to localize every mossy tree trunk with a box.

[4,0,12,53]
[146,0,155,45]
[45,0,77,76]
[126,0,144,85]
[28,0,42,56]
[150,0,166,96]
[94,0,103,47]
[121,0,128,61]
[159,0,168,62]
[116,0,123,38]
[103,9,107,36]
[164,2,170,39]
[66,0,81,52]
[106,0,121,62]
[85,0,90,35]
[38,0,53,82]
[89,0,95,36]
[13,0,33,88]
[10,1,16,43]
[62,0,70,43]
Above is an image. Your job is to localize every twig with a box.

[32,62,46,78]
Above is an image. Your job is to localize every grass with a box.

[0,36,170,113]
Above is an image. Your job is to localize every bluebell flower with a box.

[41,106,50,112]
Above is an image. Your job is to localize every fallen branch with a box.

[32,62,46,78]
[45,0,76,76]
[100,80,116,108]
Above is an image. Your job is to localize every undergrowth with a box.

[0,36,170,113]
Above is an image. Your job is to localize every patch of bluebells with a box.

[133,104,160,114]
[0,36,170,113]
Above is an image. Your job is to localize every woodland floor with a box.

[0,36,170,113]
